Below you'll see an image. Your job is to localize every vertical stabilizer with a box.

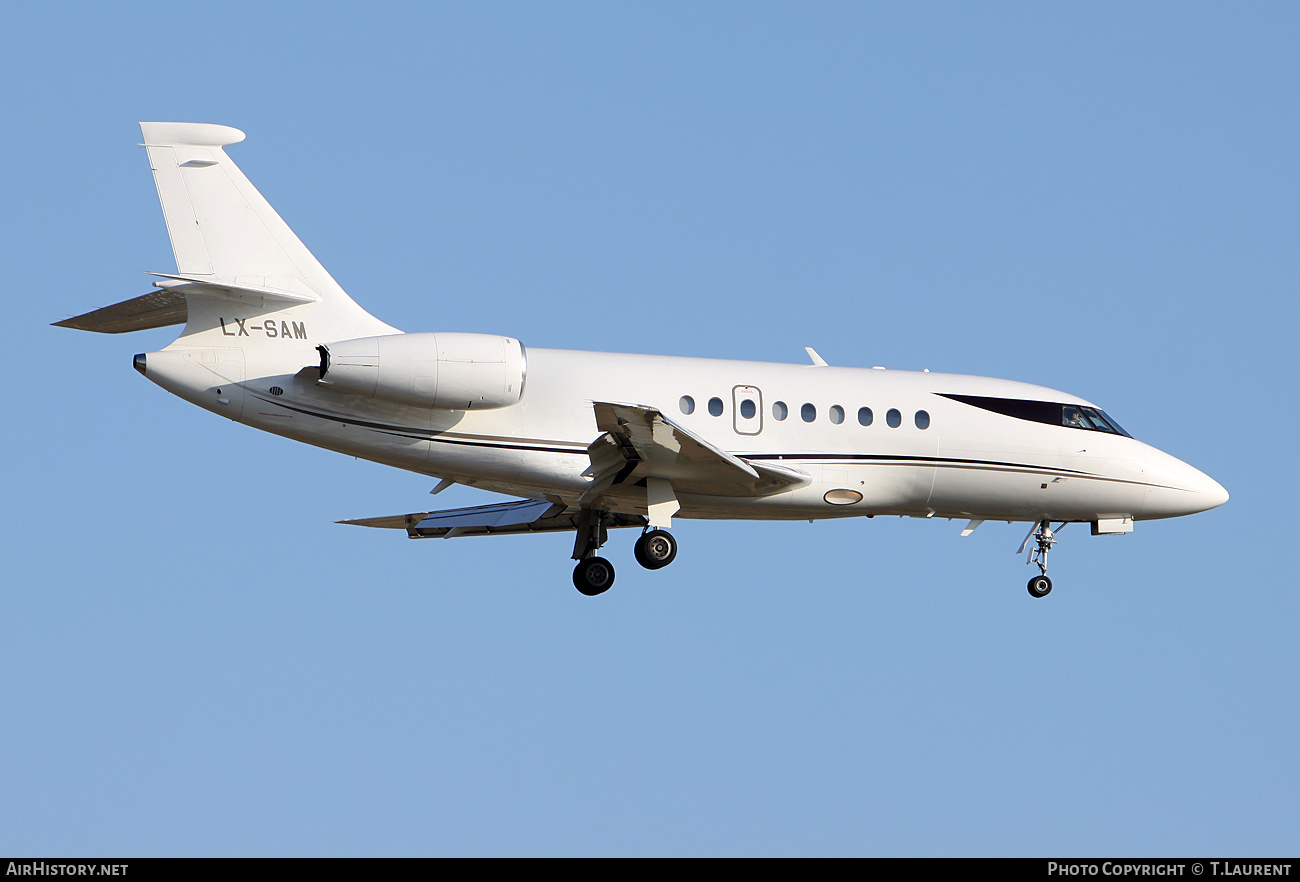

[139,122,398,344]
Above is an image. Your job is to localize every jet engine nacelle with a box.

[316,332,526,410]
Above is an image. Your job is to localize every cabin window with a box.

[886,408,902,428]
[740,399,756,419]
[829,405,844,425]
[801,403,817,422]
[708,397,724,417]
[679,395,695,415]
[915,410,930,430]
[858,406,873,427]
[773,401,788,421]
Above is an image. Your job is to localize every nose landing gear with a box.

[1027,574,1053,598]
[1021,519,1061,598]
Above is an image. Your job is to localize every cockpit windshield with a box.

[1062,405,1128,435]
[1094,409,1129,436]
[938,394,1133,438]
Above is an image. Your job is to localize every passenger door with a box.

[732,385,762,435]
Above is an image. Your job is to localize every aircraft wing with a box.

[340,405,808,539]
[338,498,645,539]
[587,401,809,498]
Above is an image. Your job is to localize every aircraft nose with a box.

[1142,454,1228,519]
[1197,473,1230,511]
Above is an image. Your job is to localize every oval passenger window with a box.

[915,410,930,430]
[886,408,902,428]
[773,401,788,420]
[679,395,695,415]
[801,403,816,422]
[708,397,724,416]
[740,399,756,419]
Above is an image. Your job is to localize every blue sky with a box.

[2,1,1296,856]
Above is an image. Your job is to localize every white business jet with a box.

[56,123,1228,597]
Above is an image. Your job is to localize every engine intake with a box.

[316,332,526,410]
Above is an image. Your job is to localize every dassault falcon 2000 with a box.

[57,122,1228,597]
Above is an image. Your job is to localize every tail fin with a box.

[139,122,397,343]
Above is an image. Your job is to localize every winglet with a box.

[805,347,828,367]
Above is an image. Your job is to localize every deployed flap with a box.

[590,401,809,497]
[52,289,187,334]
[338,498,645,539]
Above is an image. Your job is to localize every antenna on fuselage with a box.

[804,347,828,367]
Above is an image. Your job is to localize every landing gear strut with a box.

[571,508,614,595]
[1022,519,1059,598]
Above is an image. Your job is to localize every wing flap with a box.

[590,401,809,497]
[338,498,646,539]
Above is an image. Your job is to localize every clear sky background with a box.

[2,1,1295,857]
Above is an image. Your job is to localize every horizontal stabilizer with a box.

[53,271,320,334]
[339,498,646,539]
[146,273,320,304]
[52,289,187,334]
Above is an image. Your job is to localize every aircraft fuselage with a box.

[142,340,1227,526]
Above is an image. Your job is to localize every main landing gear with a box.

[634,529,677,570]
[570,510,679,596]
[1021,519,1061,598]
[573,557,616,596]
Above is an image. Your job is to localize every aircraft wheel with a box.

[634,530,678,570]
[1027,575,1053,598]
[574,557,616,596]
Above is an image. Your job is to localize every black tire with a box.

[1027,575,1053,598]
[634,530,678,570]
[574,557,615,596]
